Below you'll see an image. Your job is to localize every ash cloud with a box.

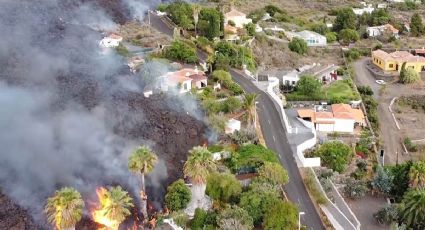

[0,0,199,225]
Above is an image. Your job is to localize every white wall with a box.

[334,119,355,133]
[316,123,335,132]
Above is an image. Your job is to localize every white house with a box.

[366,24,399,38]
[159,68,205,94]
[278,63,338,86]
[225,118,241,134]
[285,30,327,46]
[99,34,123,48]
[297,104,365,133]
[224,8,252,28]
[280,70,301,86]
[352,6,374,15]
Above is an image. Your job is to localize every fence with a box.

[266,77,321,167]
[309,168,360,230]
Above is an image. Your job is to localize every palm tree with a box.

[242,93,258,125]
[128,145,158,219]
[99,186,134,230]
[44,187,84,230]
[409,161,425,189]
[183,146,216,210]
[192,4,201,37]
[400,189,425,228]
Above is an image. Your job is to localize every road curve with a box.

[148,12,324,229]
[230,70,324,230]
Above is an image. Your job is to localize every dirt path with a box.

[353,58,425,164]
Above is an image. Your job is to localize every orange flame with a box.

[92,187,120,230]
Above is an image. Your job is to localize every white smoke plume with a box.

[0,0,203,225]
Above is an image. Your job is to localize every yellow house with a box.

[372,49,425,73]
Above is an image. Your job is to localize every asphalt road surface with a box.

[230,70,324,230]
[149,12,324,229]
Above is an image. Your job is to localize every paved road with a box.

[230,70,324,229]
[353,58,402,164]
[148,12,324,229]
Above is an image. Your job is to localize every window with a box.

[183,83,187,90]
[292,81,296,85]
[389,64,393,68]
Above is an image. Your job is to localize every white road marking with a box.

[279,155,282,160]
[268,120,271,125]
[272,135,276,141]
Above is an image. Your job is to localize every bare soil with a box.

[118,22,171,48]
[252,36,343,69]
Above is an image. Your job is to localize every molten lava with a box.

[92,187,120,230]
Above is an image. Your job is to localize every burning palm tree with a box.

[92,186,134,230]
[44,187,84,230]
[128,145,157,219]
[183,146,216,211]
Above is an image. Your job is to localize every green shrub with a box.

[358,85,374,96]
[164,40,198,63]
[191,208,208,230]
[404,137,417,152]
[232,144,279,172]
[115,43,130,57]
[314,141,352,173]
[165,179,191,211]
[288,37,308,55]
[303,170,327,205]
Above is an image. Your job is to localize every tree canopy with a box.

[199,8,222,40]
[296,75,322,98]
[44,187,84,230]
[206,172,242,203]
[217,206,254,230]
[183,146,216,184]
[164,40,198,63]
[410,13,424,37]
[239,188,280,225]
[400,65,421,84]
[400,189,425,228]
[315,141,352,173]
[288,37,308,55]
[409,161,425,189]
[258,162,289,186]
[333,8,357,32]
[165,179,191,211]
[338,29,359,45]
[263,200,298,230]
[372,165,393,194]
[165,1,194,29]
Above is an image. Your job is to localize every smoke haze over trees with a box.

[0,0,205,226]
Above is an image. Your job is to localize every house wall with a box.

[307,35,327,46]
[227,16,252,28]
[404,61,425,73]
[316,123,335,132]
[179,80,192,93]
[193,79,207,89]
[367,28,381,37]
[334,119,355,133]
[282,76,299,86]
[372,54,387,70]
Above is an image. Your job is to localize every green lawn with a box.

[286,79,360,103]
[324,80,360,102]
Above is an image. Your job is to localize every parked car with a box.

[375,80,386,85]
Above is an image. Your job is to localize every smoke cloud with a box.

[0,0,202,225]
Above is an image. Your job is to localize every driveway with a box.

[353,58,425,164]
